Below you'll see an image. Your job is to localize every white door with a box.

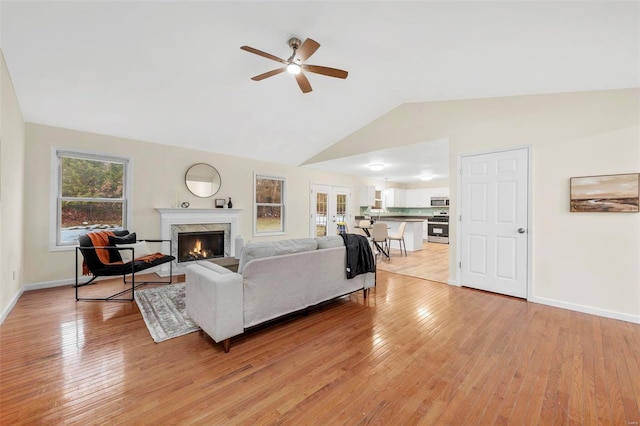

[459,148,529,298]
[310,185,351,237]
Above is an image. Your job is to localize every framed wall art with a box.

[570,173,639,212]
[215,198,226,208]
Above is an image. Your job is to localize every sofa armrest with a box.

[185,264,244,344]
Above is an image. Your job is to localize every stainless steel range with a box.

[427,212,449,244]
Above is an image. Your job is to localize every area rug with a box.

[135,283,200,343]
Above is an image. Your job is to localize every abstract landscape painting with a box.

[570,173,639,212]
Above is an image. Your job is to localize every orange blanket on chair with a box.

[82,231,167,275]
[82,231,121,275]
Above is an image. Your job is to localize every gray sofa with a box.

[185,236,376,352]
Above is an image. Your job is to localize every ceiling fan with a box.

[240,37,348,94]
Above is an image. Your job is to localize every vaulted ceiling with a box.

[1,1,638,180]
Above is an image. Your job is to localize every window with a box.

[254,174,285,235]
[51,149,130,248]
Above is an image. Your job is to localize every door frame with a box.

[309,183,352,237]
[455,145,533,301]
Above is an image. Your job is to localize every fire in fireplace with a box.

[177,230,224,263]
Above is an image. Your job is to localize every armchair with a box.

[75,230,175,301]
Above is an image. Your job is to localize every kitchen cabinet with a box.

[384,188,406,208]
[405,189,430,207]
[360,185,375,206]
[408,187,450,207]
[374,186,450,208]
[374,189,383,210]
[361,185,383,208]
[431,187,450,197]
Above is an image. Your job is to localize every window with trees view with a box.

[54,150,130,246]
[254,174,285,235]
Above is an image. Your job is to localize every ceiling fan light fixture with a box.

[286,63,301,75]
[240,37,348,93]
[419,175,433,181]
[369,163,385,171]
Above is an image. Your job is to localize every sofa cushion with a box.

[315,236,345,249]
[238,238,318,273]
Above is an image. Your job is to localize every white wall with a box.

[10,86,640,324]
[23,123,371,286]
[532,124,639,319]
[308,89,640,322]
[0,50,26,321]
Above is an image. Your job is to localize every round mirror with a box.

[185,163,221,198]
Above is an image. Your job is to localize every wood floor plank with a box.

[2,271,640,424]
[377,240,449,284]
[591,316,614,424]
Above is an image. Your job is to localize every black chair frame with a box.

[75,232,174,302]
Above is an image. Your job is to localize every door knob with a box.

[517,228,526,234]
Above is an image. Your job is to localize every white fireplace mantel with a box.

[156,208,241,275]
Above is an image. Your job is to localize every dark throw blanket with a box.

[339,233,376,279]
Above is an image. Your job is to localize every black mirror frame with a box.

[184,163,222,198]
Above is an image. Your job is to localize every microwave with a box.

[430,196,449,207]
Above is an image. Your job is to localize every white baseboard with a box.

[1,288,24,324]
[532,296,640,324]
[23,267,171,291]
[447,279,459,286]
[24,277,77,291]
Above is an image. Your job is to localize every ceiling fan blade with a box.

[295,72,313,93]
[294,38,320,62]
[251,67,287,81]
[303,64,348,79]
[240,46,288,65]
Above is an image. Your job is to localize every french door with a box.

[459,147,530,298]
[310,185,351,237]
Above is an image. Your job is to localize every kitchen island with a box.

[376,218,425,252]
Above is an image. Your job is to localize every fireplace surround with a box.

[157,208,240,276]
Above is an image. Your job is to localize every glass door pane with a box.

[335,193,347,233]
[315,192,328,237]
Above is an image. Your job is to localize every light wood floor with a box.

[2,272,639,424]
[377,240,449,284]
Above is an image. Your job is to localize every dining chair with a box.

[371,222,389,259]
[358,220,371,237]
[387,222,407,257]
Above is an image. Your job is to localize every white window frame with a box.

[49,147,133,251]
[253,173,286,237]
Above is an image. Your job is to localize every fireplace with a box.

[157,208,240,276]
[177,230,224,263]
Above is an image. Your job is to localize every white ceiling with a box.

[1,1,638,182]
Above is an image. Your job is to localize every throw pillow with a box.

[107,233,137,262]
[116,241,151,263]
